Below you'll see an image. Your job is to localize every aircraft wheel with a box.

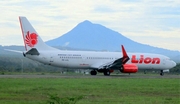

[103,70,110,76]
[160,72,164,76]
[90,70,97,75]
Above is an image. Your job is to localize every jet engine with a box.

[120,64,138,73]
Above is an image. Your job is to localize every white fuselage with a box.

[18,16,177,75]
[26,50,176,71]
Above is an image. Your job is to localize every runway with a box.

[0,74,179,79]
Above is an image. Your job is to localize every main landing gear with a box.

[103,70,110,76]
[90,70,111,76]
[90,70,97,75]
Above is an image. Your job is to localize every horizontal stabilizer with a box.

[4,49,23,53]
[26,48,39,55]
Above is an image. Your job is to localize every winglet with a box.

[121,45,128,57]
[121,45,129,64]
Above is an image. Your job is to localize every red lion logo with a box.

[25,31,38,47]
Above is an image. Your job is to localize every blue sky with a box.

[0,0,179,51]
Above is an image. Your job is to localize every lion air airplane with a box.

[17,16,176,76]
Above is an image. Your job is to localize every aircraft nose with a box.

[172,61,176,67]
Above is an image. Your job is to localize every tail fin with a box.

[19,16,56,51]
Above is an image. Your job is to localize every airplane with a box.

[17,16,176,76]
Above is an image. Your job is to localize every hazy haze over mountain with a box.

[1,20,180,62]
[46,20,180,62]
[46,20,145,51]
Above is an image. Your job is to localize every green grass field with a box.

[0,75,179,104]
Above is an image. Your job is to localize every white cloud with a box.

[63,42,70,47]
[128,36,180,51]
[0,0,179,51]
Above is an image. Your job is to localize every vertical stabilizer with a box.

[19,16,56,51]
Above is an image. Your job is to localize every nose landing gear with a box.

[160,70,164,76]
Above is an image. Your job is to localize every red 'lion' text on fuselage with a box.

[131,55,160,64]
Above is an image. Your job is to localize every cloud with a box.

[0,0,179,51]
[93,6,115,13]
[63,42,70,47]
[129,36,180,51]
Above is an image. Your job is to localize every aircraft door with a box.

[49,56,54,65]
[82,56,86,63]
[163,59,166,65]
[80,55,89,68]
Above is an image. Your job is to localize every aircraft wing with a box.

[98,45,129,70]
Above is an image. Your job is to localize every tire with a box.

[90,70,97,75]
[103,70,110,76]
[160,70,164,76]
[160,72,164,76]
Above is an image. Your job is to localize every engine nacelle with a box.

[109,69,114,73]
[120,64,138,73]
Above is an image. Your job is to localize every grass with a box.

[0,75,179,104]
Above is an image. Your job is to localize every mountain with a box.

[46,20,180,62]
[1,20,180,62]
[46,20,142,51]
